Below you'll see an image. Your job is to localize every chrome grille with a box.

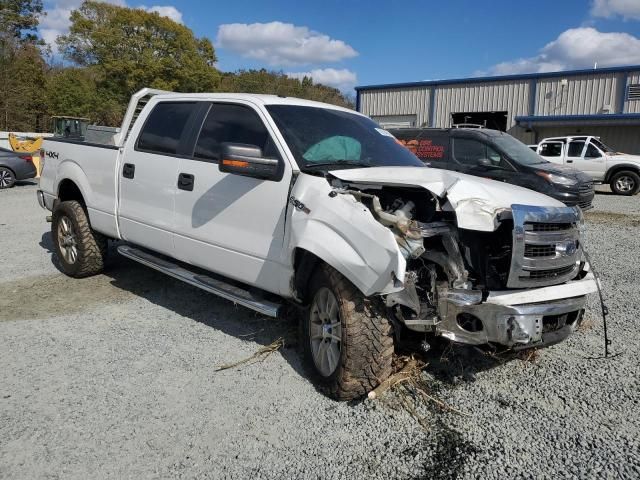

[508,205,582,288]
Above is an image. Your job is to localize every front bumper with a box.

[433,273,598,349]
[550,186,595,210]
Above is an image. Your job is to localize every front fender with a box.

[288,175,405,297]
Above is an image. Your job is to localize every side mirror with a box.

[476,158,493,168]
[219,143,279,180]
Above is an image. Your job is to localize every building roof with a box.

[355,64,640,92]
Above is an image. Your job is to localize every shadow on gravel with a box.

[40,232,309,383]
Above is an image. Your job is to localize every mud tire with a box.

[52,200,107,278]
[302,263,394,400]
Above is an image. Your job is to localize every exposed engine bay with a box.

[331,182,595,350]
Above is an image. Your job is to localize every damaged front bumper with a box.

[419,273,598,349]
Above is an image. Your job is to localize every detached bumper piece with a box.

[432,273,597,349]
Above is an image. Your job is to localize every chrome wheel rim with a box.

[0,169,13,187]
[309,287,342,377]
[57,216,78,264]
[615,175,635,193]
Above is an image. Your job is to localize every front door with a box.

[450,137,516,184]
[172,101,293,294]
[572,141,607,181]
[118,101,200,256]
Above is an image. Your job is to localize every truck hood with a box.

[607,153,640,164]
[329,166,565,232]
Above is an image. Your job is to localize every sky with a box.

[40,0,640,93]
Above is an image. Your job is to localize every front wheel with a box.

[302,264,394,400]
[52,200,108,277]
[610,170,640,196]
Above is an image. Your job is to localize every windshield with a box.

[591,137,616,154]
[491,134,548,166]
[265,105,424,170]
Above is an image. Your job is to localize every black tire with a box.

[52,200,107,277]
[0,167,16,189]
[302,263,394,400]
[610,170,640,196]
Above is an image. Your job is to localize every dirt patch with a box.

[0,272,135,321]
[584,211,640,227]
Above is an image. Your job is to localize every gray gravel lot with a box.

[1,182,639,479]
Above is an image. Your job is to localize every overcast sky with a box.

[40,0,640,92]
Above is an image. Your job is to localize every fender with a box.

[55,160,93,208]
[604,163,640,182]
[287,175,405,297]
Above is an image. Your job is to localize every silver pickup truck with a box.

[37,88,597,400]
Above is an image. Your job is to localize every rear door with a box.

[118,101,200,256]
[537,141,564,165]
[171,101,293,294]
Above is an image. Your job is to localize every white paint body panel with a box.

[330,166,563,231]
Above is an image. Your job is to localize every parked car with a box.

[534,136,640,195]
[37,89,597,400]
[0,146,37,189]
[390,128,595,209]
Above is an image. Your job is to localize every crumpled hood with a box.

[329,166,565,232]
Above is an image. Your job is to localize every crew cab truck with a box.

[535,135,640,196]
[37,89,598,400]
[390,128,595,210]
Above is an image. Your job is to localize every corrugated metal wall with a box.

[359,87,431,127]
[624,71,640,113]
[535,73,619,116]
[433,80,530,128]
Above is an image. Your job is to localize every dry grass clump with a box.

[215,337,284,371]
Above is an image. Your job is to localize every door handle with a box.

[177,173,194,191]
[566,159,573,163]
[122,163,135,179]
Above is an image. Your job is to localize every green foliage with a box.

[57,0,219,106]
[219,69,354,109]
[1,0,354,131]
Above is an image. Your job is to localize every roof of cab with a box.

[151,92,361,115]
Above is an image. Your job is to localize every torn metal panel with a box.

[330,166,564,231]
[287,174,406,296]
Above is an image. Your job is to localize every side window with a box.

[585,143,601,159]
[539,142,562,157]
[567,141,585,157]
[137,102,195,155]
[194,104,277,162]
[452,138,486,166]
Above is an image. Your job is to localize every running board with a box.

[117,245,282,317]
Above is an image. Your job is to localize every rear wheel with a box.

[610,170,640,196]
[302,264,394,400]
[52,200,107,277]
[0,167,15,189]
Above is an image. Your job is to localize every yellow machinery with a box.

[8,133,43,176]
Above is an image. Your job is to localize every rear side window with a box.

[567,141,585,157]
[539,143,562,157]
[137,102,195,155]
[194,104,275,161]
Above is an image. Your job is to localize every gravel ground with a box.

[1,182,639,479]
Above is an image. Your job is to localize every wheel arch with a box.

[604,164,640,183]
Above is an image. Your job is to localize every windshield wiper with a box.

[302,160,372,170]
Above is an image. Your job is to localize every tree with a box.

[58,0,220,110]
[0,0,46,131]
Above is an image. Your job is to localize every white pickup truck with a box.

[37,88,597,399]
[535,136,640,195]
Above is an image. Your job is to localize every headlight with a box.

[536,171,578,186]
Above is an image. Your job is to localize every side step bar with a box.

[117,245,282,317]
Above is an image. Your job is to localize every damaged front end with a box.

[330,176,598,351]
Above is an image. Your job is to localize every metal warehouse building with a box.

[356,65,640,154]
